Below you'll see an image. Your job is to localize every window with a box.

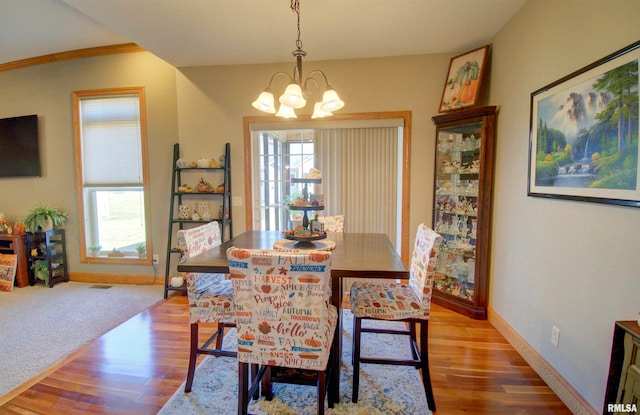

[73,87,152,263]
[252,130,315,230]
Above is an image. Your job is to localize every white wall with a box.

[489,0,640,410]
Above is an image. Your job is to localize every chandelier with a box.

[251,0,345,118]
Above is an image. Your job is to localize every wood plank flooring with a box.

[0,294,572,414]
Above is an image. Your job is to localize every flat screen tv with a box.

[0,114,41,178]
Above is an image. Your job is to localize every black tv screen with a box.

[0,114,41,178]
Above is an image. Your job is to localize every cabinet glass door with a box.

[433,122,483,302]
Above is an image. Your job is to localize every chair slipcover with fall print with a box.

[226,247,337,415]
[349,223,442,410]
[178,221,236,393]
[317,215,344,233]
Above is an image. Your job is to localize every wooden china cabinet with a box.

[431,106,496,319]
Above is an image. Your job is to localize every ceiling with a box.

[2,0,527,68]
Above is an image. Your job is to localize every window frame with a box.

[72,87,153,264]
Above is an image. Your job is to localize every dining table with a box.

[177,230,409,402]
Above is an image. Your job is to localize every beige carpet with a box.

[0,281,163,398]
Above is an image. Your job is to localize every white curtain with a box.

[314,127,398,246]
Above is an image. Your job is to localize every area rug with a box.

[0,281,163,398]
[159,311,431,415]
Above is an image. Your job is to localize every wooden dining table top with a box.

[176,230,408,279]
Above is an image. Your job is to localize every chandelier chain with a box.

[291,0,303,50]
[251,0,344,117]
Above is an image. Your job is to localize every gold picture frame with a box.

[439,45,490,112]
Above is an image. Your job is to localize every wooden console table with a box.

[0,233,29,287]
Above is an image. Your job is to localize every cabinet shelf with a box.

[164,142,233,298]
[25,229,68,288]
[431,106,496,319]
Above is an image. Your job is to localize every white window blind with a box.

[314,127,399,248]
[79,96,142,186]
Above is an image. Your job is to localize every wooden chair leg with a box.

[261,365,273,400]
[409,321,419,360]
[317,371,326,415]
[184,323,198,393]
[352,316,362,403]
[215,322,224,350]
[420,321,436,411]
[328,347,336,407]
[238,362,249,415]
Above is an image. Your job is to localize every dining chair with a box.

[178,221,236,393]
[317,215,345,233]
[226,247,338,415]
[349,223,442,411]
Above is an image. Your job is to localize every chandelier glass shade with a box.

[251,0,344,118]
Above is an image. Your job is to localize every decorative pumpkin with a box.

[457,79,479,105]
[170,275,184,287]
[240,332,255,341]
[196,177,211,192]
[196,157,210,168]
[13,222,26,235]
[305,338,321,347]
[309,251,329,263]
[231,249,250,259]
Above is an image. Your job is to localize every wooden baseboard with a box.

[69,272,164,286]
[487,306,598,415]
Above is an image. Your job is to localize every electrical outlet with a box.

[551,326,560,347]
[232,196,242,207]
[152,254,160,264]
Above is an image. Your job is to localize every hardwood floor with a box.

[0,294,572,414]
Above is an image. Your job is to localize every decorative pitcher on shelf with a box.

[178,205,191,220]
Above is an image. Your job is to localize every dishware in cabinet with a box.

[431,106,496,319]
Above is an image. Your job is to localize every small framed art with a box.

[439,45,489,112]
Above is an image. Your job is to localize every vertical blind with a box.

[314,127,399,248]
[79,96,142,186]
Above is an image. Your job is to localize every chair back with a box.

[317,215,345,233]
[408,224,442,307]
[179,222,230,323]
[226,248,336,370]
[177,221,221,261]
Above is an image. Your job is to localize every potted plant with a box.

[89,244,102,257]
[23,204,68,232]
[31,259,49,285]
[135,243,146,258]
[108,248,124,257]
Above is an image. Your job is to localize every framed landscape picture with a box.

[528,41,640,208]
[439,45,489,112]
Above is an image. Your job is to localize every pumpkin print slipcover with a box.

[350,224,442,320]
[317,215,345,233]
[178,222,234,324]
[226,247,337,371]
